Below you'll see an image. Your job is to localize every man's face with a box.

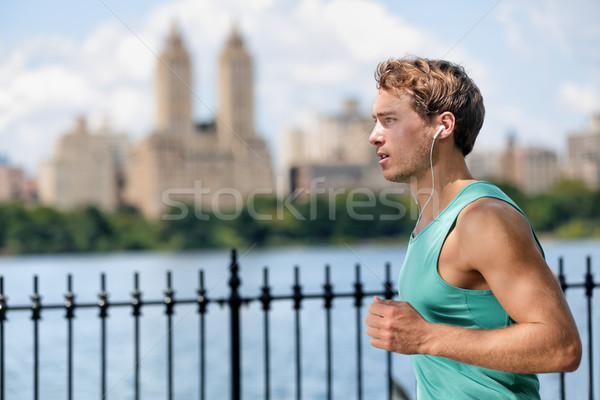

[370,89,432,183]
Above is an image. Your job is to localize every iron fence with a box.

[0,250,597,400]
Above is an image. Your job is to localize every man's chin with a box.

[381,169,415,184]
[382,172,405,183]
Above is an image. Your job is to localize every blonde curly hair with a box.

[375,57,485,156]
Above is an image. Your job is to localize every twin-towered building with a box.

[125,24,273,217]
[38,24,274,218]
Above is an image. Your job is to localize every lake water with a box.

[0,240,598,400]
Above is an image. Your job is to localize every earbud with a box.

[433,125,444,140]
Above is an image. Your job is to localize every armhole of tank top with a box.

[436,194,545,291]
[482,183,545,258]
[435,216,484,292]
[435,195,493,292]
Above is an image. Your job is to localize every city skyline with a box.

[34,24,275,216]
[1,0,599,175]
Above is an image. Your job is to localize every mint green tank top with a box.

[398,181,541,399]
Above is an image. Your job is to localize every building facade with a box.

[37,117,128,211]
[468,134,560,194]
[565,114,600,189]
[284,99,389,194]
[0,156,35,203]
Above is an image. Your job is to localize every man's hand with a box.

[364,296,432,355]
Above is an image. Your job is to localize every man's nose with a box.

[369,123,384,146]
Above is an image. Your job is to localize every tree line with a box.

[0,179,598,254]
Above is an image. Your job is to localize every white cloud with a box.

[558,82,600,116]
[322,0,426,61]
[496,1,572,57]
[81,23,131,86]
[109,86,153,133]
[0,9,170,171]
[497,0,600,61]
[0,64,97,140]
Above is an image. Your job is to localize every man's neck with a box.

[410,158,474,236]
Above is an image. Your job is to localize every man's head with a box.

[375,57,485,156]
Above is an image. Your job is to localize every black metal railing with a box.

[558,256,597,400]
[0,250,597,400]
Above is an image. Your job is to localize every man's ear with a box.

[438,111,455,139]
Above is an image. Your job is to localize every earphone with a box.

[413,124,445,235]
[433,124,444,140]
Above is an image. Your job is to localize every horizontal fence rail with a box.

[0,250,597,400]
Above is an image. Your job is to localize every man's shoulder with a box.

[448,192,544,278]
[455,195,532,246]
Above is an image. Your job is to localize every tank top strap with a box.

[435,181,542,257]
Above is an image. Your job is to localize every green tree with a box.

[550,179,593,223]
[159,205,224,249]
[68,206,114,252]
[5,205,74,253]
[110,205,158,250]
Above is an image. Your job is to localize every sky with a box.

[1,0,599,175]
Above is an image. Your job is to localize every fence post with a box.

[31,276,41,400]
[0,277,6,400]
[323,266,333,400]
[260,268,272,400]
[65,275,75,400]
[229,249,241,400]
[353,264,364,400]
[384,263,394,400]
[164,271,175,400]
[131,273,142,400]
[98,274,109,399]
[293,266,303,400]
[197,271,208,400]
[558,257,566,400]
[584,256,594,400]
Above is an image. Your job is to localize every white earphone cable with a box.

[413,134,437,235]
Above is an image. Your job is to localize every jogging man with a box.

[364,57,581,399]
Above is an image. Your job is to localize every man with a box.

[364,57,581,399]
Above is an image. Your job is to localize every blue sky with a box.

[1,0,599,174]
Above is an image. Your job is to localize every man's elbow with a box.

[557,336,582,372]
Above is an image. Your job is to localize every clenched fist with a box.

[365,296,434,355]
